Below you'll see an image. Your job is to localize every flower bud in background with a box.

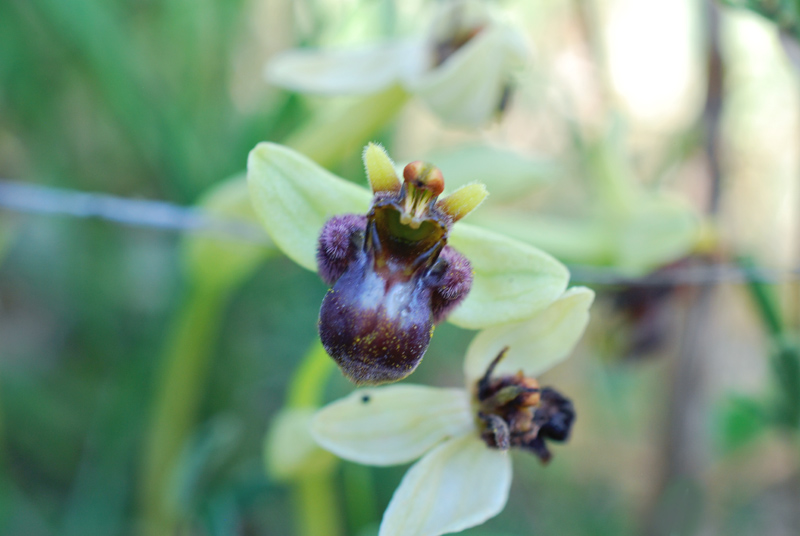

[265,0,528,127]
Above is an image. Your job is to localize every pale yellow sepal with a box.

[378,434,511,536]
[447,224,569,329]
[363,142,401,193]
[183,175,274,292]
[463,286,594,383]
[247,142,372,271]
[436,183,488,222]
[266,39,426,95]
[310,385,473,466]
[265,408,337,481]
[408,22,528,127]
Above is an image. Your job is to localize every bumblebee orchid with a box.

[247,142,569,384]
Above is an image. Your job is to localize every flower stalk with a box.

[139,284,228,535]
[281,342,342,536]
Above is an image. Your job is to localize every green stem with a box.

[285,85,410,168]
[293,473,343,536]
[139,285,227,535]
[342,463,378,534]
[288,341,336,409]
[287,342,341,535]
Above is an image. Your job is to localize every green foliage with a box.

[716,395,768,454]
[721,0,800,37]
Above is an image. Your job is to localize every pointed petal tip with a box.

[560,285,595,307]
[364,142,401,193]
[378,435,511,536]
[437,183,489,222]
[463,285,595,382]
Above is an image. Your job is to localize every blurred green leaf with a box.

[716,395,768,454]
[771,342,800,429]
[169,416,243,517]
[0,217,16,262]
[183,174,275,293]
[473,212,612,266]
[424,144,559,202]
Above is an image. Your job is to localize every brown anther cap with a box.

[403,161,445,197]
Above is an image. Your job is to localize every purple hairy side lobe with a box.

[316,214,367,286]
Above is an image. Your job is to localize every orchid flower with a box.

[266,0,527,127]
[247,142,569,384]
[310,286,594,536]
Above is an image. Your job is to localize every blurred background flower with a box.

[1,0,800,535]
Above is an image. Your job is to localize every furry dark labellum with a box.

[316,154,480,385]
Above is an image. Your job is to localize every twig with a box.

[3,179,800,285]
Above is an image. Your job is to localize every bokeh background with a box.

[1,0,799,535]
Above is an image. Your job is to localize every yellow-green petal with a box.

[364,142,401,193]
[436,183,488,222]
[463,286,594,383]
[310,385,473,466]
[378,434,511,536]
[447,224,569,329]
[247,142,372,271]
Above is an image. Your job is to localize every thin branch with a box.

[0,180,267,244]
[2,179,800,284]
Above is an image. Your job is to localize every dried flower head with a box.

[475,347,575,463]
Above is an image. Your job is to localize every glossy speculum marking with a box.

[317,147,483,385]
